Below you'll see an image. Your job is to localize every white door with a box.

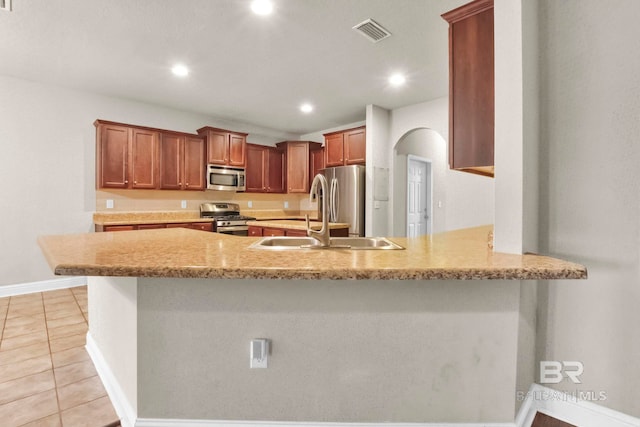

[406,156,431,237]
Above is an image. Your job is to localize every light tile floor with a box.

[0,286,120,427]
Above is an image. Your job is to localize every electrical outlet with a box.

[284,201,289,209]
[106,199,114,209]
[181,200,187,209]
[248,201,253,208]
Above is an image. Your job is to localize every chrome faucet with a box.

[306,173,331,247]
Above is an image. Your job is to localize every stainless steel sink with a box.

[249,236,404,250]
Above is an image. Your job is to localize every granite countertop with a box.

[247,219,350,230]
[38,225,587,281]
[93,211,214,226]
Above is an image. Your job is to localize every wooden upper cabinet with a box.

[131,129,159,189]
[159,133,206,191]
[324,126,366,167]
[183,136,206,190]
[324,133,344,167]
[442,0,494,177]
[95,121,158,189]
[310,146,325,184]
[245,143,267,192]
[197,127,247,167]
[245,144,285,193]
[344,127,366,165]
[276,141,322,193]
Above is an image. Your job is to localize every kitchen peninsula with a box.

[38,226,585,425]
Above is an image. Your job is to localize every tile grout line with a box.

[43,290,65,427]
[0,296,9,343]
[71,287,89,325]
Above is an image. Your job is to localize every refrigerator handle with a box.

[331,178,338,222]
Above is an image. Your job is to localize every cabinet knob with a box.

[186,183,189,186]
[134,181,137,184]
[124,180,129,184]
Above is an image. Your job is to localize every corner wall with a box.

[537,0,640,417]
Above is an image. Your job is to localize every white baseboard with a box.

[0,276,87,297]
[85,332,137,427]
[517,383,640,427]
[135,420,514,427]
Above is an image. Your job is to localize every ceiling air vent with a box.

[0,0,12,12]
[352,19,391,43]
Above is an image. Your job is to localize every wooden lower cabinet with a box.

[262,227,286,237]
[99,222,213,232]
[285,229,308,237]
[248,226,263,237]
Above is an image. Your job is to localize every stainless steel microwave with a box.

[207,165,246,192]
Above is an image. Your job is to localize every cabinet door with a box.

[285,229,307,237]
[266,148,285,193]
[206,130,228,165]
[325,133,344,167]
[228,133,246,166]
[310,148,325,183]
[183,136,206,190]
[248,226,263,237]
[97,124,130,188]
[131,128,159,189]
[245,144,266,192]
[263,227,285,237]
[166,223,190,228]
[190,222,213,232]
[286,142,309,193]
[103,225,136,232]
[159,134,183,190]
[344,127,366,165]
[443,0,494,176]
[137,224,165,230]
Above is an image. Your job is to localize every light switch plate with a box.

[181,200,187,209]
[248,201,253,208]
[0,0,12,12]
[284,201,289,209]
[106,199,114,209]
[250,339,269,369]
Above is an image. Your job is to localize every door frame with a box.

[406,154,433,236]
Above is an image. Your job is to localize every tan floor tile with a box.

[0,369,55,405]
[9,292,42,305]
[2,319,47,339]
[0,297,9,307]
[42,302,79,314]
[46,315,86,330]
[44,294,78,310]
[0,388,58,426]
[49,333,85,354]
[47,322,87,341]
[51,346,89,369]
[0,354,52,383]
[0,330,48,352]
[17,413,62,427]
[57,375,106,411]
[4,313,45,328]
[0,341,50,366]
[44,307,82,321]
[53,360,97,388]
[60,395,118,427]
[6,305,45,319]
[42,289,74,299]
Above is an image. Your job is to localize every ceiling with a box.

[0,0,466,135]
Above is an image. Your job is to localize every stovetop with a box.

[210,214,256,222]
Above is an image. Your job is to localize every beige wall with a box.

[537,0,640,417]
[0,74,296,286]
[136,277,521,422]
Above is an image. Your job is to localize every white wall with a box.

[537,0,640,418]
[388,98,495,236]
[0,74,296,287]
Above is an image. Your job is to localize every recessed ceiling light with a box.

[171,64,189,77]
[389,73,406,87]
[300,103,314,114]
[251,0,274,16]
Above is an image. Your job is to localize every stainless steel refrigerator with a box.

[319,165,365,237]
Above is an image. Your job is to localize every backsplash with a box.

[96,189,313,214]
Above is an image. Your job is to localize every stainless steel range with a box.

[200,202,255,236]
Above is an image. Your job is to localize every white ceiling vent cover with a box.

[352,19,391,43]
[0,0,11,12]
